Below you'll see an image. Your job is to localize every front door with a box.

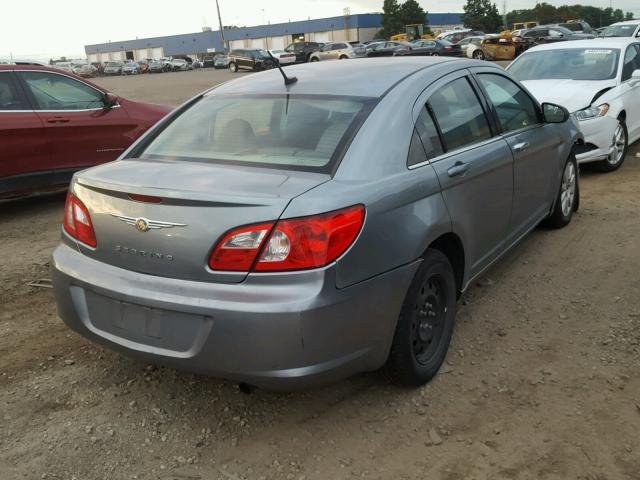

[17,70,136,171]
[418,72,514,278]
[619,44,640,140]
[473,70,559,239]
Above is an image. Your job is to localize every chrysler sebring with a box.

[52,58,581,390]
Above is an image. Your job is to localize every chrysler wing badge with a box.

[111,214,187,232]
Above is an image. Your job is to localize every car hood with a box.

[520,78,617,112]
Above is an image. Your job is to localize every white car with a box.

[308,42,366,61]
[601,20,640,39]
[459,36,486,60]
[268,49,297,65]
[507,38,640,172]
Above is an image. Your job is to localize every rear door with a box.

[17,70,137,170]
[0,70,50,192]
[473,69,559,240]
[416,70,514,278]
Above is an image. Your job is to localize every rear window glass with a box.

[139,94,374,172]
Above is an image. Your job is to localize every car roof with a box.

[609,20,640,26]
[210,57,481,98]
[525,37,640,52]
[0,64,108,91]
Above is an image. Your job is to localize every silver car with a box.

[52,58,581,390]
[309,42,366,61]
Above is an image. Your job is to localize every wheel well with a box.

[618,110,626,121]
[428,233,465,295]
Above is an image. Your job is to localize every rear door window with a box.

[427,77,492,152]
[0,72,27,110]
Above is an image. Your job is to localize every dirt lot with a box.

[1,69,640,480]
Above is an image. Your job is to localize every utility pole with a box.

[215,0,227,54]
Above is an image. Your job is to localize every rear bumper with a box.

[51,243,417,390]
[574,115,617,164]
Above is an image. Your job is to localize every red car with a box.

[0,65,171,197]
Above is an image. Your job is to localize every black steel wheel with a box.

[384,249,457,387]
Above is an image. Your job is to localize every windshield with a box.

[509,48,620,81]
[138,94,374,172]
[106,62,121,67]
[602,24,639,37]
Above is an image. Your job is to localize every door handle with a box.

[46,117,70,124]
[447,161,470,177]
[513,141,530,152]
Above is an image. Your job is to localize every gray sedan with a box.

[52,58,582,390]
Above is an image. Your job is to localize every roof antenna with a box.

[267,51,297,86]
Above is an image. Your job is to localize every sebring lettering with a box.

[114,245,174,261]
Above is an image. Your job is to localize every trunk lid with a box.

[72,159,330,283]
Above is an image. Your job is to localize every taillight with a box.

[208,205,365,272]
[63,192,97,247]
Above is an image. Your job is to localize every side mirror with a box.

[542,102,569,123]
[103,92,118,108]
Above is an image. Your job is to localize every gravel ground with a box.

[1,68,639,480]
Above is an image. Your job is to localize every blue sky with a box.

[1,0,638,59]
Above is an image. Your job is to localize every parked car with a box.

[458,36,486,58]
[137,60,149,74]
[397,39,463,57]
[268,49,297,65]
[507,38,640,172]
[518,25,594,43]
[227,49,277,72]
[50,58,580,390]
[366,41,413,57]
[149,59,170,73]
[0,65,172,197]
[91,62,104,76]
[437,29,484,44]
[191,59,203,68]
[202,56,216,68]
[601,20,640,38]
[103,61,125,75]
[52,62,74,73]
[214,55,230,69]
[552,21,593,34]
[170,59,190,71]
[309,42,366,61]
[76,64,98,78]
[121,62,140,75]
[283,41,323,62]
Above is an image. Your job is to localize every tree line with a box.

[377,0,635,38]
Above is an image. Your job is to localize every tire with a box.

[229,62,238,73]
[543,155,579,229]
[384,249,457,387]
[339,55,348,60]
[310,57,319,62]
[431,52,439,56]
[592,117,628,173]
[473,50,485,60]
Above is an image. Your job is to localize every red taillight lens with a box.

[208,222,274,271]
[63,193,97,247]
[128,193,162,203]
[208,205,365,272]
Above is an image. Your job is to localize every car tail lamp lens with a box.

[63,193,97,247]
[208,205,365,272]
[208,223,274,271]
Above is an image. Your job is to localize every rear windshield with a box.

[602,24,638,37]
[138,94,375,173]
[509,48,620,81]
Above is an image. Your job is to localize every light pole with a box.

[215,0,227,53]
